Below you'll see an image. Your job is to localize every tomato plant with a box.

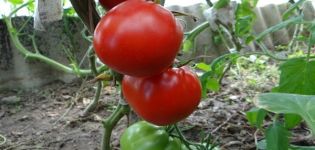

[98,0,127,10]
[120,121,188,150]
[122,67,202,125]
[93,0,183,77]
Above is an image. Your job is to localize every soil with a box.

[0,74,313,150]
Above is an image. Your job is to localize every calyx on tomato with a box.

[120,121,188,150]
[93,0,183,77]
[122,67,202,125]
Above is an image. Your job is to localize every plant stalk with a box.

[102,103,130,150]
[3,16,106,76]
[82,48,103,116]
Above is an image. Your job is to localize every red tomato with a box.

[98,0,126,10]
[93,0,183,77]
[122,67,202,125]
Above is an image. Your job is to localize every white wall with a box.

[0,0,314,16]
[164,0,313,6]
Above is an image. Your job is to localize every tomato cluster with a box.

[94,0,201,126]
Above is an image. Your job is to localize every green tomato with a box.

[120,121,188,150]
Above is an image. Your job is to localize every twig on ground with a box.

[53,79,88,125]
[211,114,236,134]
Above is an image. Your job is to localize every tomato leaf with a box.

[246,107,267,128]
[200,71,213,97]
[199,53,239,96]
[8,0,24,5]
[195,63,211,72]
[284,114,302,129]
[234,0,258,40]
[183,40,193,53]
[206,78,220,92]
[64,8,76,16]
[255,93,315,136]
[278,58,315,95]
[282,0,306,20]
[266,122,290,150]
[27,1,34,12]
[214,0,230,9]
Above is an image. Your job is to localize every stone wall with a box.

[0,2,314,90]
[0,17,90,90]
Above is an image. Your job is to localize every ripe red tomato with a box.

[122,67,202,125]
[93,0,183,77]
[98,0,126,10]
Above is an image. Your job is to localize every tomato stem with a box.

[82,49,103,116]
[3,14,107,76]
[101,100,130,150]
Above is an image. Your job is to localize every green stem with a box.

[217,20,242,51]
[30,34,40,53]
[3,16,106,76]
[217,26,231,50]
[256,41,288,61]
[8,1,33,17]
[185,22,210,41]
[174,124,193,150]
[174,124,206,150]
[102,103,130,150]
[82,49,102,116]
[306,35,312,61]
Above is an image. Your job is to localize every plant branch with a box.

[306,32,313,61]
[173,124,207,150]
[8,1,33,17]
[256,41,288,61]
[102,102,130,150]
[3,4,107,76]
[82,48,103,116]
[185,22,210,42]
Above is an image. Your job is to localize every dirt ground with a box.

[0,73,313,150]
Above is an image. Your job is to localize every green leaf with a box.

[27,1,34,12]
[245,35,255,44]
[64,8,76,16]
[256,16,303,41]
[246,107,267,128]
[200,71,213,97]
[214,0,230,9]
[199,53,239,96]
[278,58,315,95]
[266,122,290,150]
[282,0,306,20]
[284,114,302,129]
[8,0,24,5]
[183,40,193,53]
[234,0,257,38]
[242,0,259,8]
[255,93,315,136]
[206,78,220,92]
[235,16,253,36]
[195,63,211,72]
